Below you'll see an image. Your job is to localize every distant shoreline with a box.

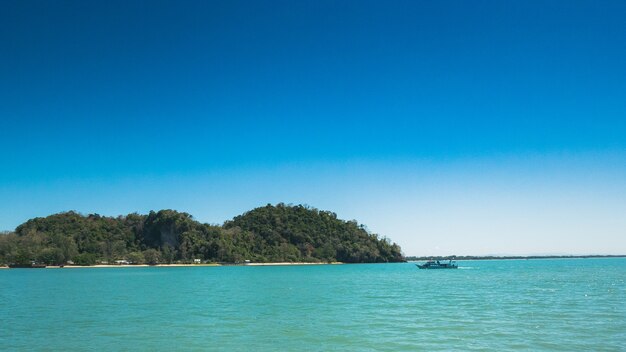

[406,254,626,261]
[3,256,626,269]
[0,262,345,269]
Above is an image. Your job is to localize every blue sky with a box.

[1,0,625,255]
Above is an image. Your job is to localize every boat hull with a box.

[416,263,458,269]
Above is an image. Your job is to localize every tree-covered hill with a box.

[226,204,403,263]
[0,204,404,265]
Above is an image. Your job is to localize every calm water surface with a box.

[1,259,625,351]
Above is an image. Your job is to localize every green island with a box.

[0,203,404,266]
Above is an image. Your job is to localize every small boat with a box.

[416,259,458,269]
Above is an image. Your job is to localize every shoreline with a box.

[244,262,343,266]
[51,264,222,268]
[1,262,344,269]
[4,256,625,269]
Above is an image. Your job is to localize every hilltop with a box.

[0,204,404,265]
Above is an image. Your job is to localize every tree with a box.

[143,248,161,265]
[74,253,97,266]
[37,247,65,265]
[127,251,145,264]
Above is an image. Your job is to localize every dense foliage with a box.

[0,204,404,265]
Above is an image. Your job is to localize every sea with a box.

[1,258,624,351]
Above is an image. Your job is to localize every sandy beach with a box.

[244,262,343,266]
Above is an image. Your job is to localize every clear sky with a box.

[1,0,625,255]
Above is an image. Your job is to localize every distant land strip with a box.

[406,255,626,261]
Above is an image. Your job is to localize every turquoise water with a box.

[1,259,625,351]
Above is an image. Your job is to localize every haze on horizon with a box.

[1,0,625,256]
